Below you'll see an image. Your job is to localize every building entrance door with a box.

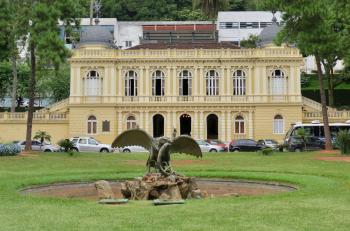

[207,114,218,139]
[153,114,164,137]
[180,114,191,136]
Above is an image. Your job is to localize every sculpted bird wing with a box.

[169,136,202,158]
[111,129,153,151]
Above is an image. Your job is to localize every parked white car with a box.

[18,140,61,152]
[70,137,115,153]
[196,140,225,152]
[119,145,149,153]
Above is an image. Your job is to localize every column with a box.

[261,66,268,96]
[145,111,150,134]
[139,111,144,129]
[172,111,177,130]
[227,111,232,142]
[199,111,204,139]
[220,67,226,96]
[248,67,253,96]
[172,67,176,97]
[226,67,230,96]
[117,111,122,135]
[221,111,226,141]
[76,66,81,96]
[167,111,172,137]
[70,65,76,96]
[199,68,204,96]
[111,66,116,97]
[139,67,144,96]
[193,111,199,139]
[145,67,150,96]
[248,111,253,139]
[117,68,122,97]
[254,66,261,96]
[167,67,171,96]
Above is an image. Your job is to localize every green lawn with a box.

[1,152,350,231]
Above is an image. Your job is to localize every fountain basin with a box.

[20,178,297,200]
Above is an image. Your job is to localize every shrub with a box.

[336,130,350,155]
[261,147,274,156]
[0,144,21,156]
[57,139,74,152]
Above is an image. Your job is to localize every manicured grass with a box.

[1,151,350,230]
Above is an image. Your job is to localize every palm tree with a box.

[33,131,51,145]
[192,0,229,19]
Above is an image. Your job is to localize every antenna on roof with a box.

[89,0,102,25]
[94,0,102,25]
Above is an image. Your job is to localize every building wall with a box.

[0,121,69,144]
[65,44,304,143]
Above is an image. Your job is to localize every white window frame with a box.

[233,70,246,96]
[125,70,138,96]
[179,70,192,96]
[270,69,285,95]
[206,70,219,96]
[152,70,165,96]
[234,115,245,134]
[273,115,284,134]
[87,115,97,135]
[85,70,101,96]
[126,115,137,130]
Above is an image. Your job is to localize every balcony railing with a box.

[303,111,350,121]
[0,112,68,121]
[69,95,302,104]
[73,47,301,60]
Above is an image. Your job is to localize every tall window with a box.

[125,71,138,96]
[179,70,192,96]
[85,70,101,96]
[233,70,246,95]
[273,115,284,134]
[126,115,137,130]
[234,115,245,134]
[270,70,285,95]
[152,70,165,96]
[206,70,219,96]
[87,115,97,135]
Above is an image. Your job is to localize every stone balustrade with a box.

[0,112,68,121]
[69,95,303,104]
[72,47,301,60]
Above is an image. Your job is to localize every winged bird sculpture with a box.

[112,128,202,176]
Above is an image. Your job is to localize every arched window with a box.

[179,70,192,96]
[270,70,285,95]
[126,115,137,130]
[234,115,245,134]
[206,70,219,96]
[273,115,284,134]
[85,70,101,96]
[125,71,138,96]
[233,70,246,95]
[152,70,165,96]
[87,115,97,135]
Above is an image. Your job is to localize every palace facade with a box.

[2,25,339,144]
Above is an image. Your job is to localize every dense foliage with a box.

[81,0,261,21]
[336,130,350,155]
[0,144,21,156]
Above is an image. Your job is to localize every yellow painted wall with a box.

[0,121,69,144]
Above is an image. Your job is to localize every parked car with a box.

[70,137,115,153]
[119,145,148,153]
[196,140,225,152]
[286,136,325,152]
[205,139,228,152]
[229,139,264,152]
[257,139,281,151]
[18,140,61,152]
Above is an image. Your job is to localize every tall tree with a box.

[263,0,346,150]
[9,0,82,151]
[192,0,229,19]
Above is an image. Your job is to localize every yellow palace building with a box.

[1,25,345,144]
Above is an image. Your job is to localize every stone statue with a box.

[112,128,202,176]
